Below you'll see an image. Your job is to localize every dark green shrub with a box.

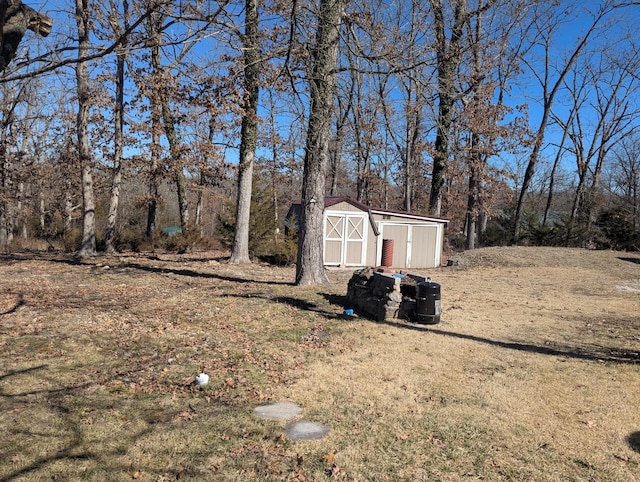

[596,207,639,251]
[216,185,280,259]
[258,228,298,266]
[63,228,82,252]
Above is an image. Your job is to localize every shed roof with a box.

[291,196,449,224]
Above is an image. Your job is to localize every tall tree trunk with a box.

[565,157,588,246]
[404,98,421,213]
[105,1,129,253]
[39,193,45,232]
[466,134,482,250]
[64,189,73,234]
[148,11,189,233]
[543,127,569,226]
[0,156,7,248]
[76,0,96,257]
[0,115,9,247]
[195,173,204,232]
[160,99,189,231]
[296,0,345,285]
[173,160,189,231]
[583,132,610,234]
[329,95,351,196]
[17,180,26,240]
[230,0,259,264]
[429,0,466,216]
[267,97,280,243]
[146,52,161,239]
[145,17,162,239]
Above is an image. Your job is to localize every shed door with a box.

[377,222,440,268]
[324,213,366,266]
[379,224,408,267]
[411,225,439,268]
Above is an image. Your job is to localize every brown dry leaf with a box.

[428,436,445,448]
[289,467,308,482]
[327,464,345,478]
[323,451,336,464]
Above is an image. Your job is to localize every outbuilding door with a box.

[324,212,367,266]
[377,222,440,268]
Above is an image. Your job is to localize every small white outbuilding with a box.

[287,196,449,269]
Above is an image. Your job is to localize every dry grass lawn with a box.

[0,247,639,481]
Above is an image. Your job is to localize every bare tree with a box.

[458,0,531,249]
[429,0,470,216]
[104,0,130,253]
[372,0,431,213]
[0,82,20,246]
[542,123,571,227]
[296,0,345,285]
[555,46,640,244]
[511,0,631,241]
[140,1,229,236]
[229,0,259,264]
[76,0,96,257]
[611,134,640,229]
[328,73,353,197]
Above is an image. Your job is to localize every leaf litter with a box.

[1,248,639,481]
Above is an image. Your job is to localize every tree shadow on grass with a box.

[2,252,295,286]
[0,364,49,382]
[321,293,347,307]
[347,315,640,365]
[618,257,640,265]
[220,293,346,319]
[0,363,279,481]
[0,364,193,481]
[0,365,102,481]
[122,262,293,285]
[271,296,320,312]
[404,324,639,365]
[0,296,25,316]
[1,422,155,482]
[627,432,640,452]
[213,292,352,321]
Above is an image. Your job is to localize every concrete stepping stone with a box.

[253,401,303,421]
[284,421,330,441]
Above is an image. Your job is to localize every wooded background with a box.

[1,0,639,267]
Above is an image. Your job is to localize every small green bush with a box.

[596,206,639,251]
[63,228,82,252]
[216,185,284,260]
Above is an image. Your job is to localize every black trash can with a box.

[416,278,441,324]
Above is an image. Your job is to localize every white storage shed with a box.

[287,196,449,269]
